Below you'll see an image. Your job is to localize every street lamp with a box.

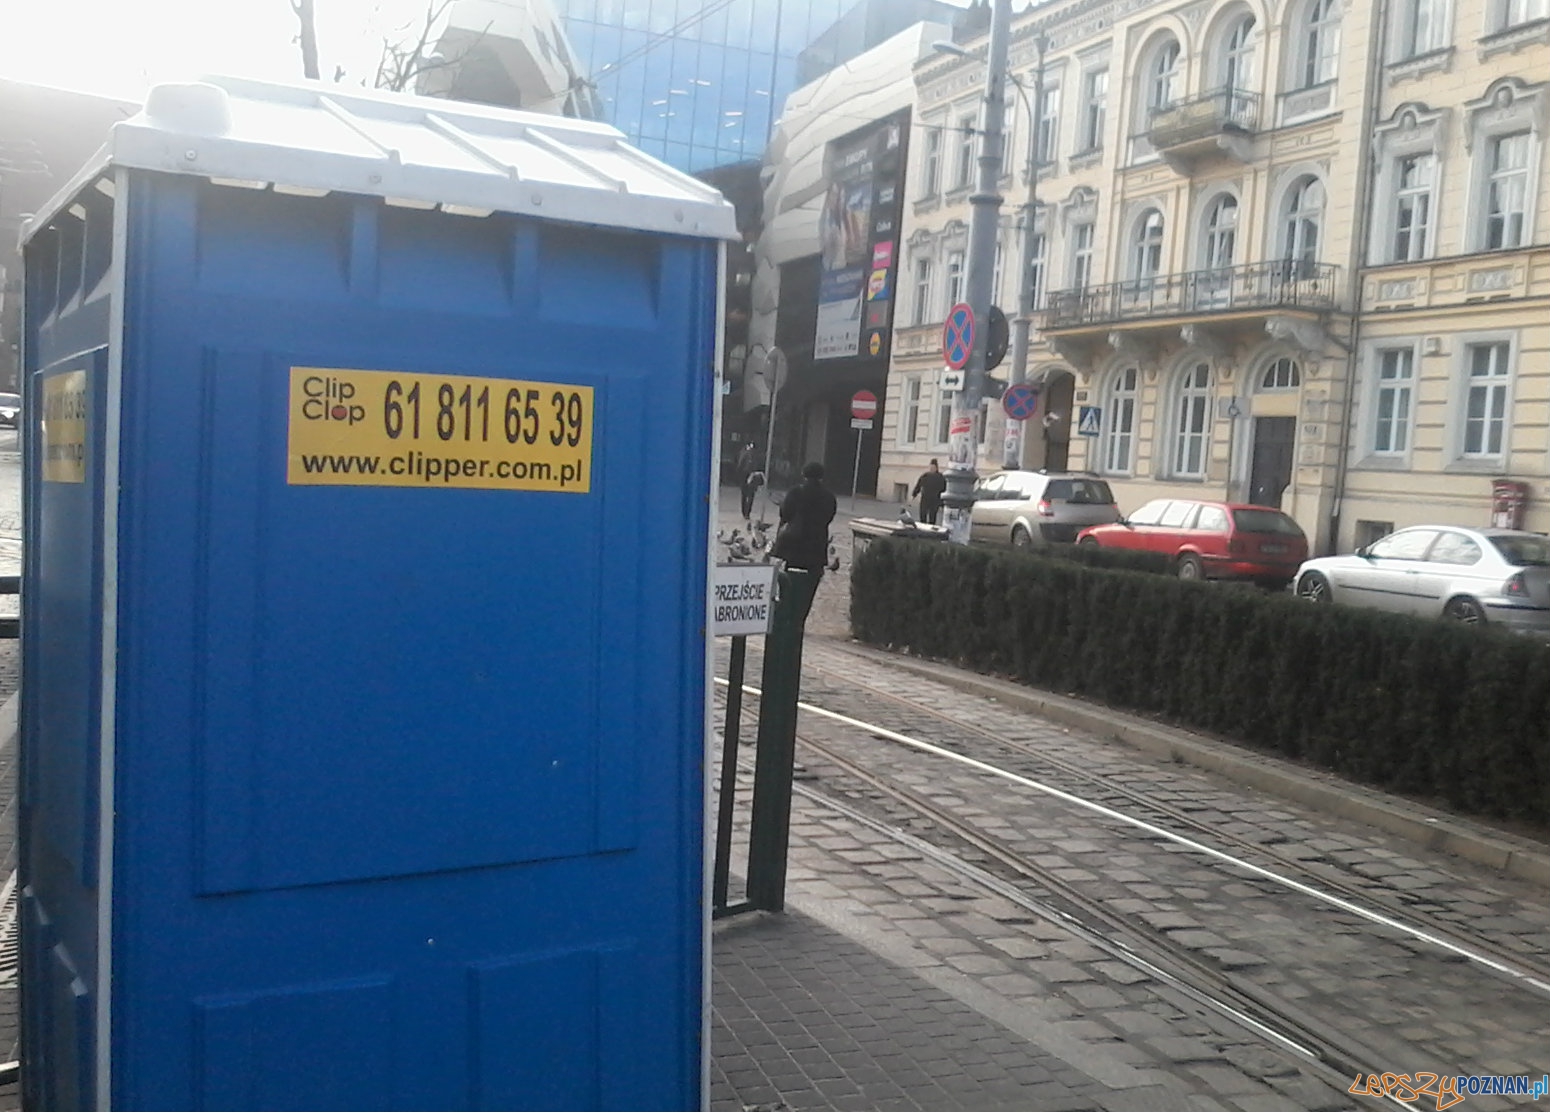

[1003,33,1048,469]
[930,0,1012,545]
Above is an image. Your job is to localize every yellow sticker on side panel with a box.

[287,367,594,493]
[42,369,87,484]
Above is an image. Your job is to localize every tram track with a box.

[792,647,1550,1000]
[780,737,1404,1111]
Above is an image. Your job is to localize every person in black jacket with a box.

[911,459,946,524]
[772,462,838,577]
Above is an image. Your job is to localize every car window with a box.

[1490,535,1550,567]
[1045,479,1072,500]
[1427,532,1482,566]
[1067,479,1113,504]
[1195,505,1229,532]
[1231,508,1303,536]
[975,475,1005,498]
[1126,499,1170,526]
[1158,501,1194,528]
[1367,529,1438,561]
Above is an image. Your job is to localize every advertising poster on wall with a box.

[813,109,910,362]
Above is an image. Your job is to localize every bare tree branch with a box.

[289,0,321,80]
[374,1,492,95]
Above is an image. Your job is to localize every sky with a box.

[0,0,438,101]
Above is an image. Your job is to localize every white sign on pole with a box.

[940,369,965,391]
[850,417,874,429]
[712,564,778,636]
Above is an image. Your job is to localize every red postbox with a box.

[1491,479,1529,530]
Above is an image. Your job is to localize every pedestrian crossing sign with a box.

[1078,405,1102,437]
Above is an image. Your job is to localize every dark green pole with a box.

[744,567,818,912]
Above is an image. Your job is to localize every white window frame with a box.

[1149,39,1181,111]
[1499,0,1549,30]
[1069,221,1095,289]
[1026,231,1047,310]
[898,374,925,446]
[1171,362,1213,478]
[1219,13,1258,92]
[1260,356,1302,391]
[1368,105,1444,264]
[945,250,965,313]
[1036,84,1062,165]
[1395,0,1448,57]
[911,256,934,325]
[920,124,943,199]
[1200,192,1239,272]
[1295,0,1341,90]
[1463,82,1544,254]
[1080,68,1108,152]
[1483,132,1530,250]
[1453,335,1516,465]
[954,112,977,189]
[933,381,956,447]
[1365,342,1418,460]
[1392,153,1436,261]
[1101,366,1139,474]
[1279,174,1325,274]
[1131,208,1165,281]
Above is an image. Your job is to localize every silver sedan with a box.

[1294,526,1550,632]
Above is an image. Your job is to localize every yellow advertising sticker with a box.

[42,369,87,484]
[287,367,594,493]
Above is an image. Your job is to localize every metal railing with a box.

[1147,86,1259,146]
[1041,260,1338,330]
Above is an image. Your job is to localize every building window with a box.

[1297,0,1341,89]
[911,257,933,325]
[1173,362,1212,477]
[1103,366,1138,473]
[1392,154,1435,261]
[1463,342,1510,458]
[1080,69,1107,151]
[1484,132,1529,250]
[945,251,965,311]
[899,375,924,445]
[1025,233,1047,310]
[1398,0,1446,56]
[1036,85,1061,164]
[1501,0,1549,28]
[1149,40,1181,111]
[934,385,956,445]
[1221,14,1258,91]
[1281,176,1324,276]
[1372,347,1414,455]
[1262,357,1301,390]
[955,113,977,188]
[1070,222,1095,288]
[921,127,942,198]
[1132,209,1165,281]
[1202,194,1238,272]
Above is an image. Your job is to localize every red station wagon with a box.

[1077,499,1309,588]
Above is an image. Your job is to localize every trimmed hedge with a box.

[1041,541,1171,575]
[851,539,1550,828]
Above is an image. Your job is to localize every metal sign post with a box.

[849,390,877,508]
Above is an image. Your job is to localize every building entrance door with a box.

[1248,416,1295,507]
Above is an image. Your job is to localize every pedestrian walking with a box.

[737,442,764,520]
[772,462,838,579]
[912,458,947,525]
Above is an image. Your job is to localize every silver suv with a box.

[969,470,1121,548]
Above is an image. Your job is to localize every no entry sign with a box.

[851,390,878,420]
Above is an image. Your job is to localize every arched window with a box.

[1132,209,1165,280]
[1297,0,1341,89]
[1149,39,1182,110]
[1261,357,1301,390]
[1220,15,1258,92]
[1173,362,1212,477]
[1102,367,1139,473]
[1202,194,1238,271]
[1281,176,1324,277]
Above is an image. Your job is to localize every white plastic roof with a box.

[23,74,738,244]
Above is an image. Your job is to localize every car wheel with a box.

[1444,596,1486,625]
[1296,571,1331,603]
[1176,554,1203,581]
[1011,525,1034,550]
[1078,536,1100,549]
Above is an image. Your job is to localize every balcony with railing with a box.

[1040,260,1339,334]
[1144,87,1259,170]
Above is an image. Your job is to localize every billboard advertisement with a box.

[813,109,910,362]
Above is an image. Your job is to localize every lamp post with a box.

[935,0,1013,544]
[1004,33,1048,469]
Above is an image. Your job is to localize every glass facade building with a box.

[557,0,855,172]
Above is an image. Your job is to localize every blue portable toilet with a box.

[19,76,736,1110]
